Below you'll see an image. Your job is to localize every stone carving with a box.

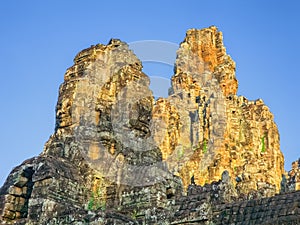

[0,26,298,225]
[156,27,284,196]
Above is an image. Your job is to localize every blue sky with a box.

[0,1,299,185]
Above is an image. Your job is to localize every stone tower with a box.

[0,27,289,225]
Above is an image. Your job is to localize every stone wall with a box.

[170,172,300,225]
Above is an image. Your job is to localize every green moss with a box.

[87,193,95,211]
[261,136,266,153]
[177,147,184,159]
[97,202,106,211]
[87,187,106,211]
[131,209,138,220]
[238,128,242,142]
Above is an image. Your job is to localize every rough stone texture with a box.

[0,26,298,225]
[157,27,284,196]
[171,172,300,225]
[283,158,300,192]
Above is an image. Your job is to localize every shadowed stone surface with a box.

[0,26,299,225]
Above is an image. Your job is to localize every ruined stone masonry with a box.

[0,26,299,224]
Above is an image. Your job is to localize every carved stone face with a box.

[55,79,79,130]
[111,78,154,145]
[59,62,165,186]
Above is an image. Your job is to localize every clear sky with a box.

[0,1,299,186]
